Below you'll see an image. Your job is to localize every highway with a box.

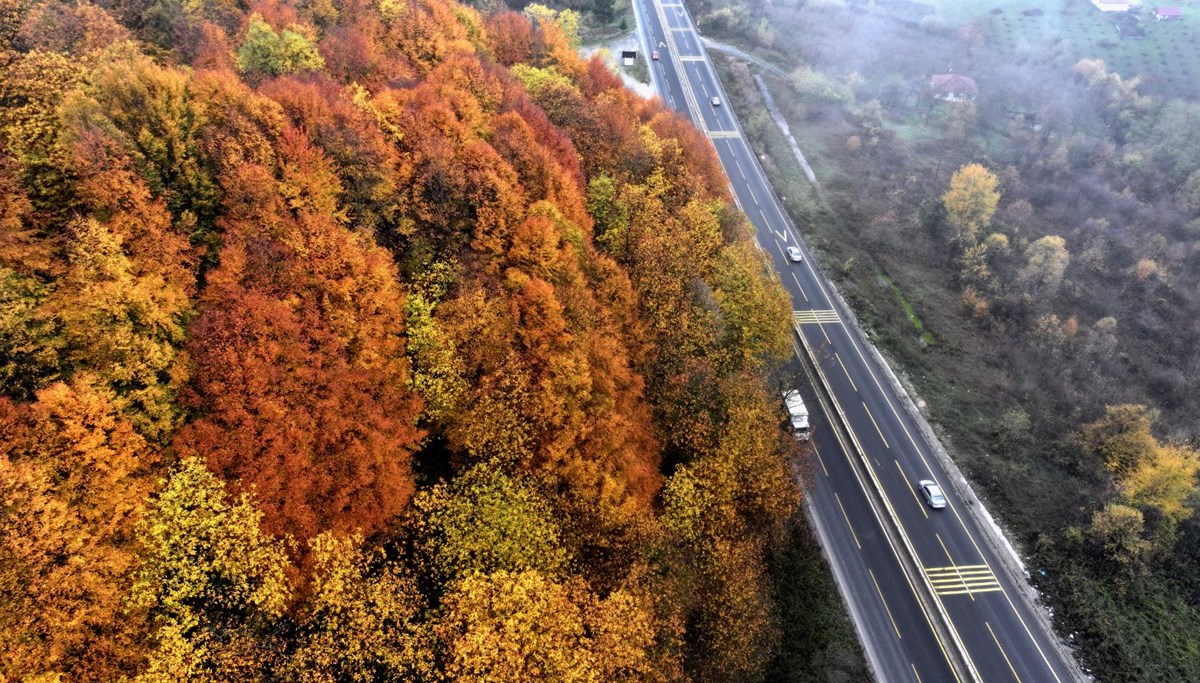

[631,1,1084,681]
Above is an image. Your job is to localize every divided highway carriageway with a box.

[630,0,1087,680]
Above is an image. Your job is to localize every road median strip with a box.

[794,323,982,683]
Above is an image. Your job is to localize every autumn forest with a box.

[0,0,809,679]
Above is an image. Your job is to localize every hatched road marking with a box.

[925,565,1002,596]
[794,309,841,324]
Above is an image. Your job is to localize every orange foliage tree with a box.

[173,129,423,545]
[0,379,156,681]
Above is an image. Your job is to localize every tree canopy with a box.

[0,0,802,679]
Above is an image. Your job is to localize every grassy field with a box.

[886,0,1200,98]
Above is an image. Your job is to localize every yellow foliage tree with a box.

[286,533,434,681]
[712,241,793,368]
[1081,404,1158,477]
[942,163,1000,248]
[131,458,291,682]
[50,217,191,440]
[1019,235,1070,296]
[1088,503,1148,585]
[412,464,568,586]
[1081,405,1199,524]
[435,569,668,683]
[435,570,595,682]
[1120,444,1200,524]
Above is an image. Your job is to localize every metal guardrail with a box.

[793,325,982,683]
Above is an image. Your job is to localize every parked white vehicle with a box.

[782,389,811,440]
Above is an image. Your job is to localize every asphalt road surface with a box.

[632,1,1083,681]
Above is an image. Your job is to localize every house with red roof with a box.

[930,74,978,102]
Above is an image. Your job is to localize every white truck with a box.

[782,389,811,440]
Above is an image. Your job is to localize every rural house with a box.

[930,74,978,102]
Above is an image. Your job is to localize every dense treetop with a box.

[0,0,801,679]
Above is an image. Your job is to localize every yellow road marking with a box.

[836,329,1004,568]
[936,534,974,601]
[911,662,924,683]
[924,564,1003,596]
[987,621,1024,683]
[863,402,890,449]
[793,309,841,324]
[895,460,928,519]
[834,492,861,549]
[870,568,902,640]
[813,443,829,477]
[836,352,858,392]
[788,337,962,682]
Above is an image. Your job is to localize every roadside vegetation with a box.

[695,0,1200,680]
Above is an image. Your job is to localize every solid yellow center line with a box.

[788,334,961,682]
[835,323,1002,572]
[834,492,861,549]
[987,621,1024,683]
[870,568,902,640]
[895,460,928,519]
[836,352,859,392]
[863,402,890,449]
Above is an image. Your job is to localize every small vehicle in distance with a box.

[651,50,660,60]
[786,246,803,262]
[711,96,721,106]
[918,480,947,509]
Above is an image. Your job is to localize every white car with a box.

[918,480,947,509]
[711,96,721,106]
[786,246,803,262]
